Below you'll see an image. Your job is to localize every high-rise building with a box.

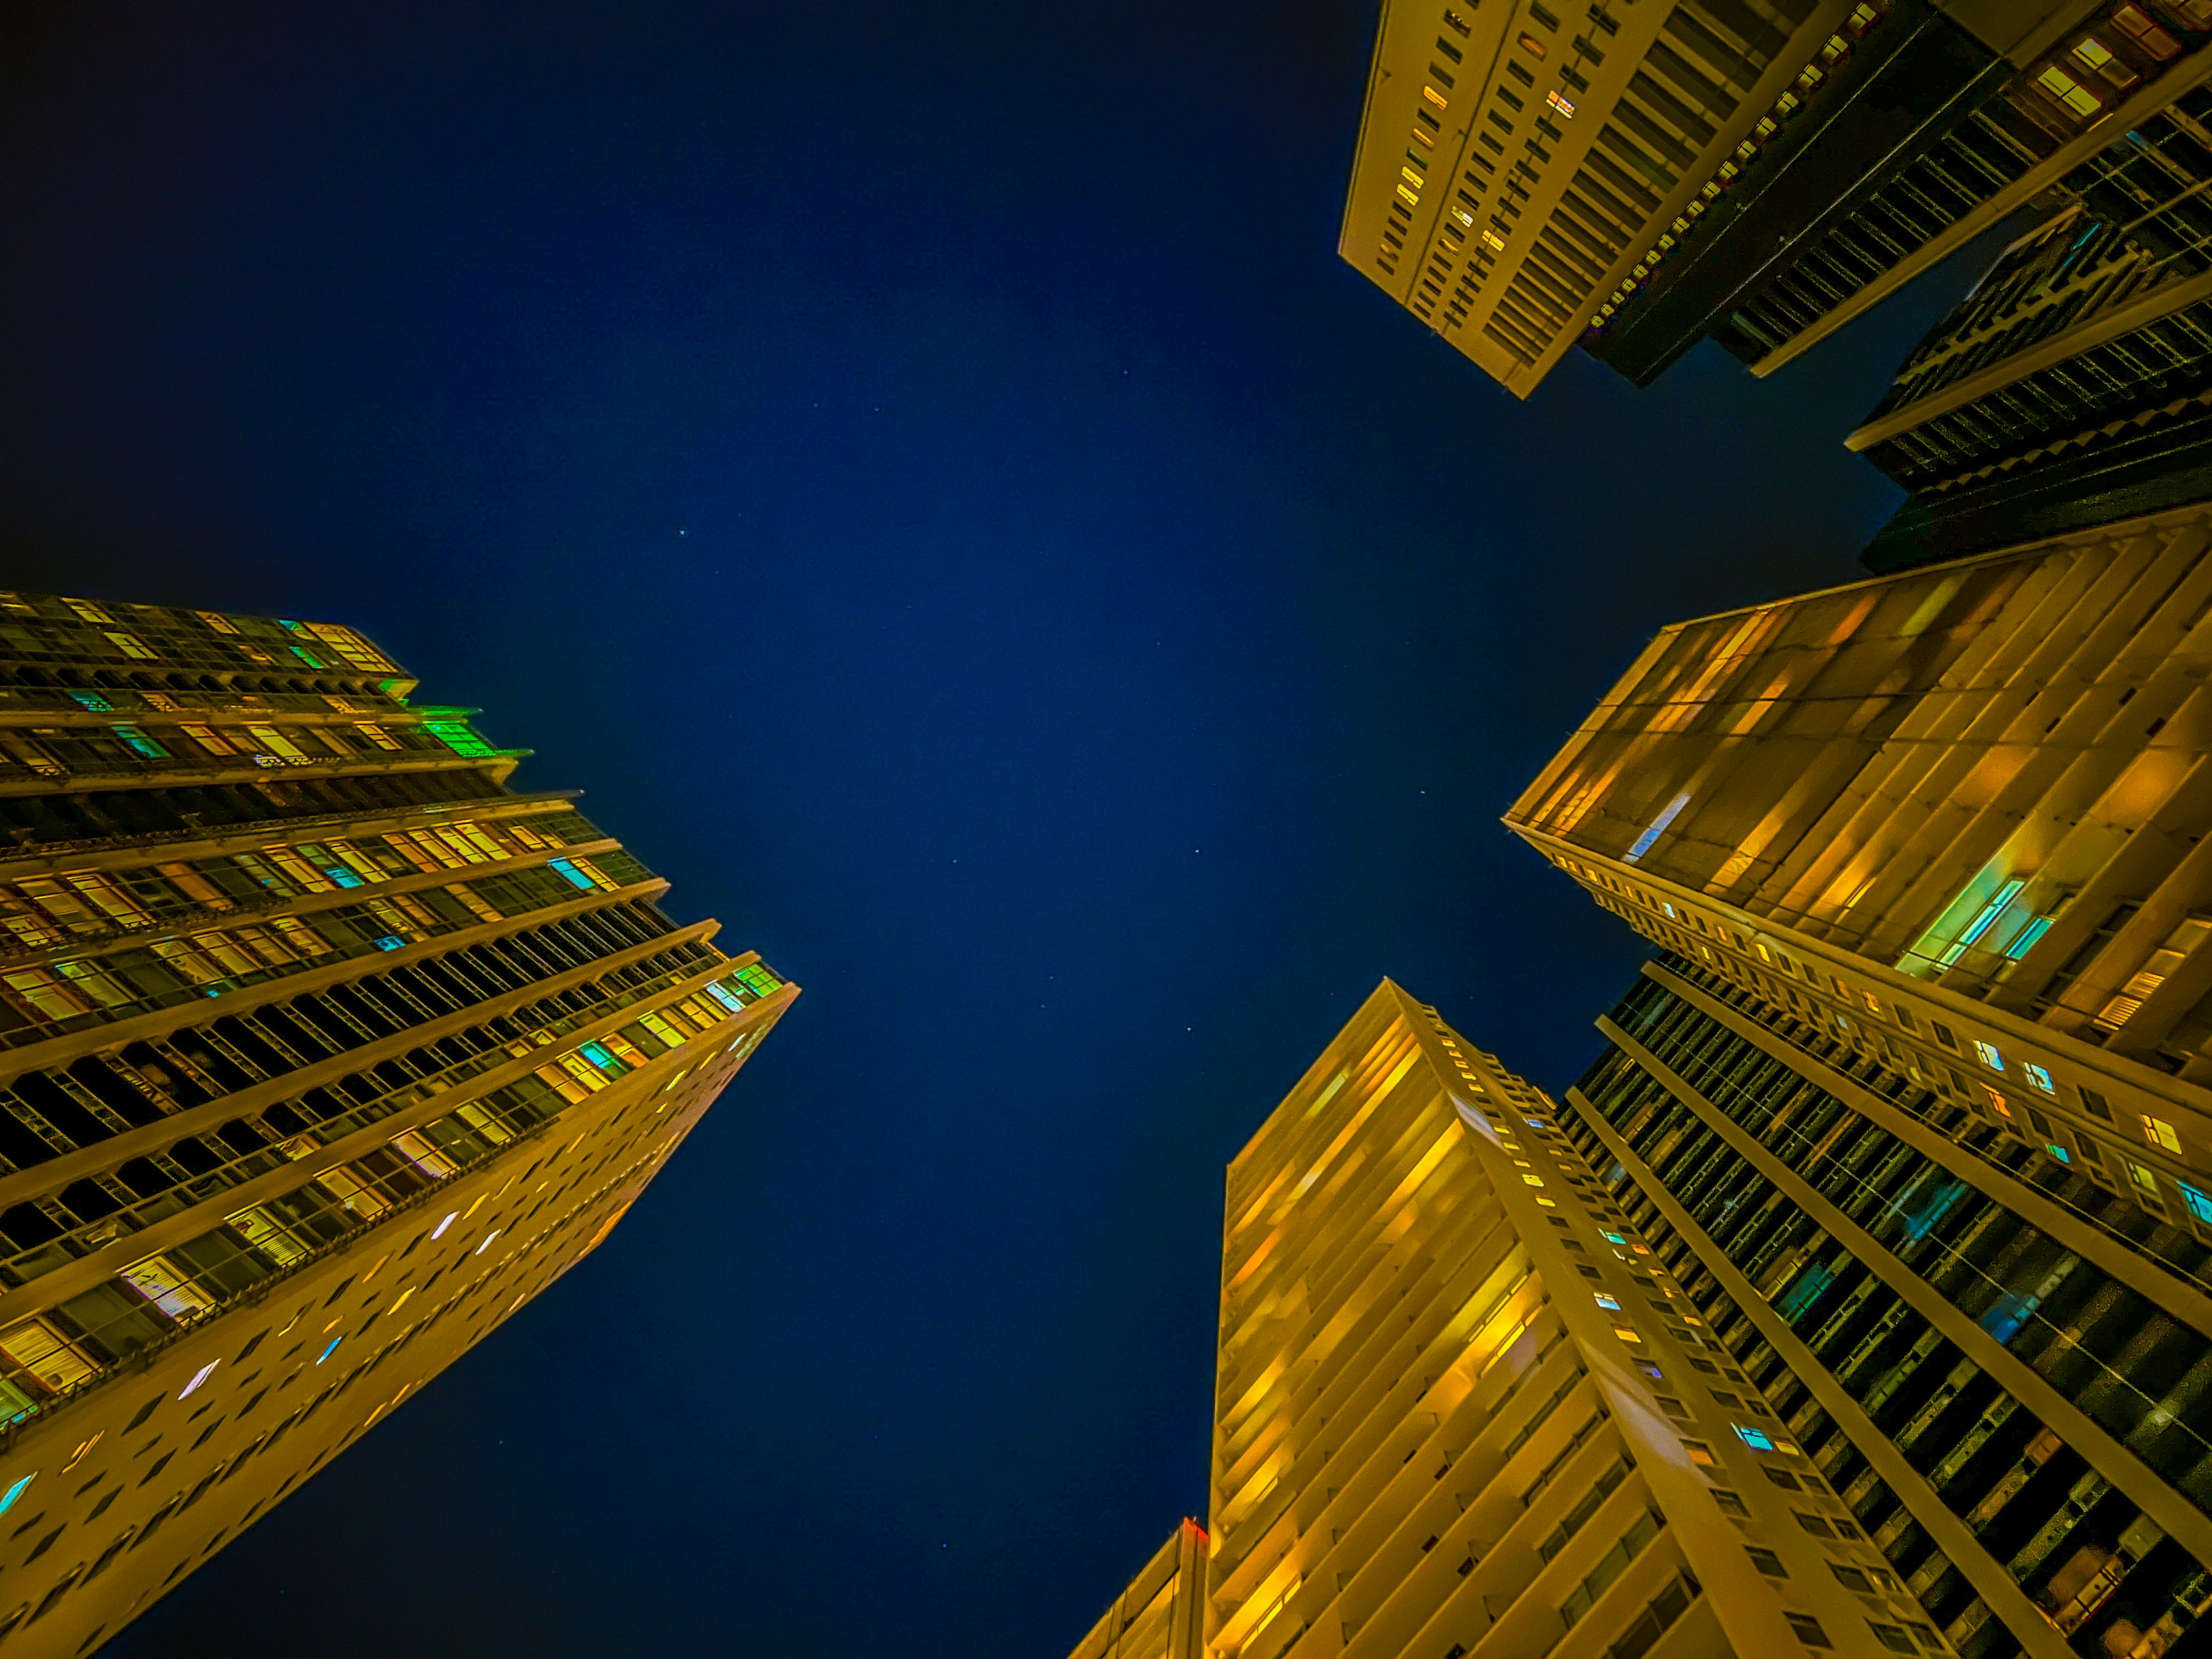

[1503,500,2212,1192]
[1341,0,2212,398]
[1562,954,2212,1657]
[1065,1520,1208,1659]
[1848,85,2212,573]
[0,590,792,1655]
[1505,501,2212,1652]
[1080,980,1937,1659]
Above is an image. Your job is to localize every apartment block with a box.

[0,590,793,1654]
[1066,1520,1207,1659]
[1563,953,2212,1656]
[1081,980,1929,1659]
[1849,72,2212,571]
[1343,0,2212,399]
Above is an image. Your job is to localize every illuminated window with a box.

[1612,1324,1642,1343]
[104,631,156,661]
[177,1361,220,1400]
[2181,1185,2212,1226]
[1593,1292,1619,1310]
[2023,1063,2054,1094]
[1546,89,1574,117]
[2129,1161,2160,1194]
[1521,1173,1546,1187]
[1680,1440,1714,1466]
[1423,86,1448,108]
[2144,1115,2183,1154]
[0,1475,34,1516]
[2036,62,2102,116]
[1980,1086,2010,1119]
[1733,1423,1775,1451]
[1973,1040,2003,1070]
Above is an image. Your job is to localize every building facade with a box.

[1078,980,1930,1659]
[1343,0,2212,400]
[1066,1519,1209,1659]
[1503,501,2212,1229]
[0,590,792,1654]
[1847,79,2212,572]
[1564,952,2212,1657]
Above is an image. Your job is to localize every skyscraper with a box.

[1848,85,2212,573]
[0,590,791,1655]
[1342,0,2212,398]
[1505,500,2212,1653]
[1075,980,1934,1659]
[1066,1519,1207,1659]
[1562,950,2212,1658]
[1503,501,2212,1195]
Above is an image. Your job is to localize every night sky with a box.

[0,3,2002,1654]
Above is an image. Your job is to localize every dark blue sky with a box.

[0,3,1994,1654]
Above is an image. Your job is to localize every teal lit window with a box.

[0,1474,33,1515]
[68,691,113,713]
[373,935,404,950]
[115,725,169,759]
[2046,1144,2070,1165]
[548,858,594,891]
[579,1041,624,1073]
[289,645,325,667]
[2181,1185,2212,1226]
[2006,916,2054,959]
[1593,1291,1620,1310]
[316,1337,342,1365]
[2024,1063,2054,1093]
[1733,1424,1775,1451]
[1972,1040,2003,1071]
[1601,1230,1626,1245]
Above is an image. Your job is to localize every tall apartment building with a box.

[0,590,792,1655]
[1562,951,2212,1658]
[1848,82,2212,572]
[1065,1519,1207,1659]
[1503,499,2212,1652]
[1342,0,2212,398]
[1074,980,1938,1659]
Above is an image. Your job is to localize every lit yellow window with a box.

[1,968,89,1020]
[2129,1161,2161,1193]
[1397,183,1420,205]
[1423,86,1449,108]
[103,631,156,660]
[180,723,237,755]
[2037,63,2102,116]
[354,722,401,750]
[246,725,307,761]
[2143,1115,2183,1155]
[270,914,335,956]
[445,883,503,923]
[195,609,240,634]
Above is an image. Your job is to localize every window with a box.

[2181,1184,2212,1226]
[1681,1440,1715,1467]
[1733,1424,1775,1451]
[1794,1510,1834,1538]
[1442,6,1471,34]
[2023,1063,2054,1093]
[1593,1291,1619,1309]
[2144,1115,2183,1154]
[2129,1161,2161,1194]
[1785,1613,1832,1649]
[1762,1467,1802,1491]
[1529,0,1559,25]
[1830,1564,1874,1593]
[1746,1546,1787,1577]
[1866,1623,1918,1656]
[1516,30,1547,55]
[1972,1040,2003,1071]
[1933,1022,1958,1051]
[1547,89,1574,117]
[1710,1488,1748,1518]
[2081,1086,2113,1121]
